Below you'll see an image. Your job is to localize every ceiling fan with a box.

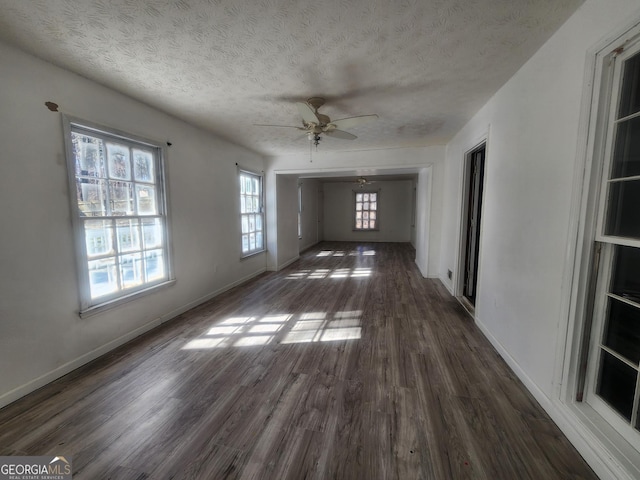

[255,97,378,147]
[355,177,373,188]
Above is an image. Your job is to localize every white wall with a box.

[323,180,412,242]
[438,1,640,478]
[0,41,266,407]
[298,178,321,251]
[274,174,300,269]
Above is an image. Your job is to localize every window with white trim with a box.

[64,118,172,314]
[583,40,640,451]
[239,170,264,256]
[298,183,303,239]
[354,191,379,230]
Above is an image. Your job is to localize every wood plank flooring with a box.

[0,242,598,479]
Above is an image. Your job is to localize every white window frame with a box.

[582,40,640,453]
[298,183,303,239]
[353,189,380,231]
[562,20,640,478]
[62,116,174,317]
[239,168,265,257]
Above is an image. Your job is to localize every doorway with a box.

[461,144,486,306]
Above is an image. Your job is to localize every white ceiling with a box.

[0,0,584,157]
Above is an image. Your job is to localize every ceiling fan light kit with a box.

[256,97,378,150]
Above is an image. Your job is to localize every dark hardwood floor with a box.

[0,242,597,479]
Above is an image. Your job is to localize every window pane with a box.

[355,203,362,211]
[370,193,377,202]
[356,193,363,202]
[618,51,640,119]
[144,249,164,282]
[72,134,105,178]
[106,143,131,180]
[363,211,369,220]
[76,178,107,216]
[611,245,640,303]
[119,253,143,289]
[69,122,170,310]
[611,116,640,178]
[363,193,369,201]
[597,351,637,421]
[604,297,640,364]
[355,220,362,229]
[363,220,369,229]
[239,172,263,254]
[370,211,376,220]
[142,218,162,249]
[84,220,114,258]
[355,211,362,219]
[136,185,157,215]
[88,257,118,299]
[109,181,134,215]
[370,202,377,211]
[133,149,155,183]
[116,219,140,253]
[370,220,376,229]
[605,179,640,238]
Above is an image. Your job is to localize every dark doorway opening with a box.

[462,144,485,306]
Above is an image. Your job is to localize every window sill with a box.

[241,249,266,260]
[80,279,176,318]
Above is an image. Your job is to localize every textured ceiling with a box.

[0,0,584,156]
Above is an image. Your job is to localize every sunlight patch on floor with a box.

[286,267,372,280]
[182,310,363,350]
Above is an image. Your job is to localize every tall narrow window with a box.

[298,183,303,239]
[585,44,640,448]
[239,170,264,256]
[63,118,172,314]
[354,191,379,230]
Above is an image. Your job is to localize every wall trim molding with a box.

[277,255,300,271]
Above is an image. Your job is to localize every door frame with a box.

[456,139,488,309]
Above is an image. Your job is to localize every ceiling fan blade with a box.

[325,129,357,140]
[296,102,320,125]
[330,114,379,130]
[253,124,305,130]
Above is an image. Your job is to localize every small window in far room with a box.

[354,190,379,231]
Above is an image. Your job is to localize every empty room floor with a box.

[0,242,597,479]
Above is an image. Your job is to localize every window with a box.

[239,170,264,256]
[354,191,379,230]
[583,41,640,451]
[298,183,303,238]
[63,118,172,314]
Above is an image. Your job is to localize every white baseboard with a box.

[277,255,300,271]
[0,267,267,409]
[474,315,634,480]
